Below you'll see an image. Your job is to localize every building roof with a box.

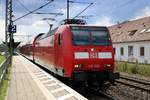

[108,16,150,43]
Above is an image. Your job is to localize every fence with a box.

[0,56,11,85]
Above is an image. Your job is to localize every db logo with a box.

[90,52,97,58]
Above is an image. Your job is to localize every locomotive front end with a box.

[70,26,119,84]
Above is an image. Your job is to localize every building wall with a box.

[113,41,150,64]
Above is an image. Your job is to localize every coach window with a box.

[140,47,144,56]
[58,34,62,45]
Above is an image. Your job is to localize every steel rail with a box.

[116,77,150,92]
[120,75,150,86]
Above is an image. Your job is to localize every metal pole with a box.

[67,0,69,21]
[9,0,13,58]
[5,0,8,44]
[6,0,13,59]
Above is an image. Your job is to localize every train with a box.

[20,19,119,85]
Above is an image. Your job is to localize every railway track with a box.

[116,74,150,92]
[70,83,118,100]
[88,86,119,100]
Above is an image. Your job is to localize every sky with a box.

[0,0,150,43]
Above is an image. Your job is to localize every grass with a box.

[115,61,150,77]
[0,65,11,100]
[0,55,5,64]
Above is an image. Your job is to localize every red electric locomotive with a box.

[20,19,119,85]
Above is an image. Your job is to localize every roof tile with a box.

[108,16,150,43]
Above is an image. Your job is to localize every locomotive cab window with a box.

[71,26,111,46]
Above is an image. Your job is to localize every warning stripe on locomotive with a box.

[74,52,112,59]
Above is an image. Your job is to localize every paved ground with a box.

[6,56,47,100]
[6,55,87,100]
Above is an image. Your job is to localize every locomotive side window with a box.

[71,26,111,46]
[58,34,62,45]
[40,33,47,39]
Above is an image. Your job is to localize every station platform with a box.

[6,55,87,100]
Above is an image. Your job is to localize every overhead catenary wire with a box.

[13,0,92,24]
[15,0,63,19]
[47,3,72,21]
[13,0,137,23]
[33,12,63,16]
[13,0,54,22]
[69,0,92,4]
[101,0,137,14]
[15,0,31,13]
[77,15,94,19]
[72,0,136,19]
[73,2,93,19]
[39,4,70,26]
[119,0,137,7]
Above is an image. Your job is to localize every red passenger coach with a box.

[20,20,119,85]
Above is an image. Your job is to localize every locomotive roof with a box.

[68,24,107,28]
[34,25,109,41]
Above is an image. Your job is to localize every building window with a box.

[116,32,122,36]
[113,48,116,55]
[139,29,146,33]
[128,30,137,36]
[120,47,124,56]
[128,46,133,56]
[146,28,150,32]
[140,47,144,56]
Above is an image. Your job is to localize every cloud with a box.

[32,20,47,27]
[0,3,5,15]
[0,4,5,40]
[134,6,150,19]
[0,20,5,41]
[92,16,114,26]
[0,18,49,43]
[14,20,50,43]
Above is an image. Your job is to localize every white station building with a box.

[108,16,150,64]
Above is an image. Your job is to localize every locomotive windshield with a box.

[71,26,111,46]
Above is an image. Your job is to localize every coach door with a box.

[54,33,63,76]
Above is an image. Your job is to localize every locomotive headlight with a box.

[104,64,111,68]
[75,65,78,68]
[74,64,82,68]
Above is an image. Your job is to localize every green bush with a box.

[115,61,150,77]
[0,66,11,100]
[130,60,138,74]
[0,55,5,64]
[122,62,127,72]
